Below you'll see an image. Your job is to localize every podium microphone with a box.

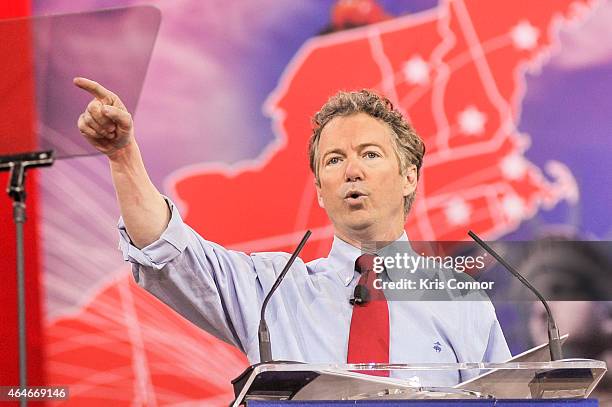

[468,230,564,361]
[258,230,312,363]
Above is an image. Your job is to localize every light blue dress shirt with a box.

[119,198,511,386]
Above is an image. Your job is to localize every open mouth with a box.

[344,191,367,203]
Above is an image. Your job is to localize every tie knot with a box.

[355,253,377,274]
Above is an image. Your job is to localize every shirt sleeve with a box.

[482,309,512,362]
[471,300,512,362]
[458,301,512,382]
[117,197,265,352]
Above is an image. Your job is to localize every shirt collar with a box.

[327,231,410,286]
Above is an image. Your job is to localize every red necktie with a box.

[347,254,390,377]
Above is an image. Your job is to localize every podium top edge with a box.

[253,359,607,374]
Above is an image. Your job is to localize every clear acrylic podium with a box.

[231,360,607,406]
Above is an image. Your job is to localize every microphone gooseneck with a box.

[468,230,563,361]
[258,230,311,363]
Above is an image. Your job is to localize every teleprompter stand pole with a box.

[1,150,54,407]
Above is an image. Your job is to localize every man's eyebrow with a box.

[321,143,386,161]
[321,148,345,160]
[356,142,384,150]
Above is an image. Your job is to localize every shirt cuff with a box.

[118,197,189,271]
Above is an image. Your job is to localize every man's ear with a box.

[315,179,325,208]
[402,165,418,197]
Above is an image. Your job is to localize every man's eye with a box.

[327,157,341,165]
[364,151,380,159]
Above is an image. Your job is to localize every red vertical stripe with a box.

[0,0,46,390]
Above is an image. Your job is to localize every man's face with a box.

[315,113,417,241]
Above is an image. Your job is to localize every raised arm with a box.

[74,77,169,248]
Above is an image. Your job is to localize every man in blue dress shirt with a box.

[74,77,511,386]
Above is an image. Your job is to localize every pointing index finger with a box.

[73,77,115,103]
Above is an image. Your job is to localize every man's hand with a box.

[74,77,169,247]
[74,77,134,158]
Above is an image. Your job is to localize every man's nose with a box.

[344,158,365,182]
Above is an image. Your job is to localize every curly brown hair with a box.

[309,89,426,215]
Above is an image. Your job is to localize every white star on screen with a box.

[500,154,528,180]
[502,195,525,220]
[445,198,472,225]
[457,105,487,135]
[402,55,430,85]
[511,20,539,50]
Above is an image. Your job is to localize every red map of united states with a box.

[46,1,592,404]
[171,0,585,258]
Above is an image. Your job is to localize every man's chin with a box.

[342,215,375,232]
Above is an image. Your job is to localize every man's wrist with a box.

[108,140,140,167]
